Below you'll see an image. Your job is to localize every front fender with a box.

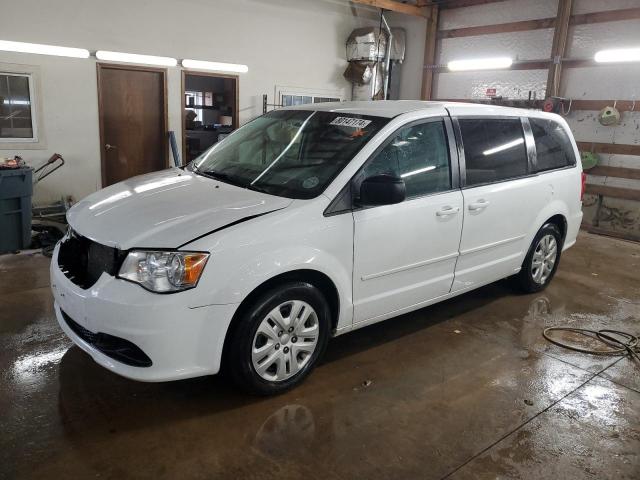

[184,203,354,330]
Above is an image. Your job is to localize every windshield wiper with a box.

[200,169,270,195]
[201,170,234,182]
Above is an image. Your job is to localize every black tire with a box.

[515,223,563,293]
[226,281,331,395]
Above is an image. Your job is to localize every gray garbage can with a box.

[0,167,33,253]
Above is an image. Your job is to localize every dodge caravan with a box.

[51,101,583,394]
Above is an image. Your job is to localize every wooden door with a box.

[97,64,168,187]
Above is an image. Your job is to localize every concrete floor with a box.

[1,231,639,479]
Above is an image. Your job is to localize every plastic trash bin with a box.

[0,167,33,253]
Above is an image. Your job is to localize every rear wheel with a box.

[226,282,331,395]
[516,223,562,293]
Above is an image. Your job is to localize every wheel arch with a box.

[220,268,341,370]
[543,213,567,244]
[528,199,569,248]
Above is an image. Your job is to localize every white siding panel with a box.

[439,0,557,30]
[567,20,640,58]
[562,65,640,98]
[435,69,547,99]
[439,29,554,63]
[566,112,640,145]
[574,0,640,15]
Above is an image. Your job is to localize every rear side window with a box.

[459,118,528,187]
[362,120,451,198]
[530,118,576,172]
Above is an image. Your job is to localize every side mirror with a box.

[359,174,406,206]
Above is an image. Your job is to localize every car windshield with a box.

[190,109,389,199]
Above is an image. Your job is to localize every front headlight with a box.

[118,250,209,293]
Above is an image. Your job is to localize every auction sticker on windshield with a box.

[329,117,372,128]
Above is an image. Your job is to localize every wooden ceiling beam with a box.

[577,142,640,157]
[438,7,640,39]
[546,0,573,98]
[571,7,640,26]
[440,0,508,9]
[435,98,640,113]
[421,5,439,100]
[439,17,554,38]
[349,0,430,17]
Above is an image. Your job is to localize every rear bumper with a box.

[563,210,583,250]
[50,244,239,382]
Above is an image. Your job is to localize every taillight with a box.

[580,172,587,200]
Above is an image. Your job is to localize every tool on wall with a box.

[543,96,572,115]
[580,151,599,171]
[598,102,621,126]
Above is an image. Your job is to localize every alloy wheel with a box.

[251,300,320,382]
[531,234,558,284]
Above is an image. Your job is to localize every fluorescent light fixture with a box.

[594,47,640,63]
[182,59,248,73]
[96,50,177,67]
[0,40,89,58]
[401,166,436,178]
[483,138,524,156]
[448,57,512,71]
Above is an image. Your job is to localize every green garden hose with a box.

[543,327,640,362]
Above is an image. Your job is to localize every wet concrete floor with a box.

[1,231,639,479]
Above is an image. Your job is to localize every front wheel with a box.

[226,282,331,395]
[516,223,563,293]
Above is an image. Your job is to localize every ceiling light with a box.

[594,47,640,63]
[448,57,513,71]
[96,51,177,67]
[0,40,89,58]
[182,59,248,73]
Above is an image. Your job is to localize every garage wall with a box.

[0,0,405,204]
[429,0,640,240]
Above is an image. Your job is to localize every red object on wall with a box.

[486,88,497,97]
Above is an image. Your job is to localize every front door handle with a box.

[105,143,117,151]
[468,199,490,211]
[436,206,460,217]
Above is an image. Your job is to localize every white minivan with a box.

[51,101,584,394]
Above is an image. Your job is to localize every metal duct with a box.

[344,25,406,101]
[346,27,387,62]
[381,13,392,100]
[390,28,406,62]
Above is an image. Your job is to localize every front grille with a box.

[57,230,125,289]
[61,309,153,368]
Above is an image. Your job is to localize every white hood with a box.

[67,168,293,249]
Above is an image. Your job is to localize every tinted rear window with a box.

[530,118,576,172]
[459,118,528,187]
